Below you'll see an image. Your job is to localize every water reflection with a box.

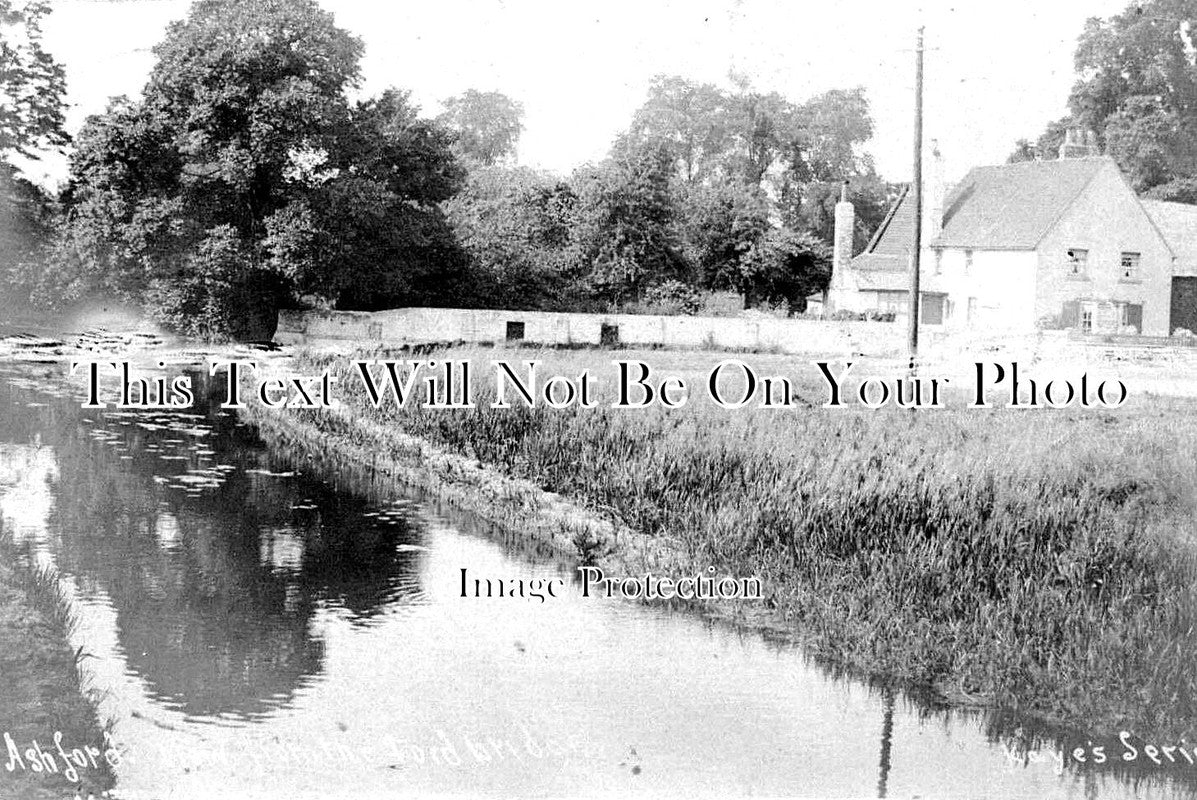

[0,369,426,721]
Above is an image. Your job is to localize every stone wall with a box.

[275,308,908,356]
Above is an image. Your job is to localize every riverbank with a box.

[253,345,1197,743]
[0,527,114,800]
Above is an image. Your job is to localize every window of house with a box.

[1120,251,1141,280]
[1066,248,1088,276]
[1120,303,1143,331]
[934,249,943,275]
[505,321,526,341]
[964,249,974,273]
[967,297,977,323]
[1081,308,1094,334]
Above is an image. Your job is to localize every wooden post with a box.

[908,26,925,360]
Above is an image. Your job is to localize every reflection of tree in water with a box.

[1,372,426,720]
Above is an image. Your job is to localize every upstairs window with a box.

[964,249,974,273]
[1066,248,1088,276]
[1120,251,1141,280]
[934,249,943,275]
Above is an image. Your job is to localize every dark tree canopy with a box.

[442,163,581,310]
[438,90,524,166]
[45,0,467,338]
[573,139,689,305]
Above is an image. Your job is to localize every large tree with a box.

[45,0,467,339]
[623,76,874,193]
[619,76,873,308]
[0,0,67,162]
[572,139,689,306]
[0,1,67,316]
[442,163,582,310]
[1017,0,1197,193]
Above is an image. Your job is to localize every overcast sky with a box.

[24,0,1131,190]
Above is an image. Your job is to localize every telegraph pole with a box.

[908,26,925,359]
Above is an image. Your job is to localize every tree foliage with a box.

[438,90,524,166]
[1018,0,1197,193]
[0,0,67,162]
[442,163,581,309]
[623,75,874,193]
[572,140,689,305]
[0,1,66,315]
[45,0,467,338]
[737,228,832,311]
[1007,117,1070,163]
[616,76,873,309]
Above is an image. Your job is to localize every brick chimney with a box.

[1058,127,1100,159]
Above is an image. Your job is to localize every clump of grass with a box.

[294,346,1197,739]
[0,524,115,799]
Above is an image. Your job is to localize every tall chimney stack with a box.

[924,139,944,242]
[831,181,854,292]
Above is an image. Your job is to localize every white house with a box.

[828,136,1184,337]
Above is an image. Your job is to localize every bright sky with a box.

[22,0,1131,191]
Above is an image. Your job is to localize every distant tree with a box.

[1145,175,1197,203]
[442,163,582,309]
[617,76,875,309]
[438,90,524,166]
[0,0,68,163]
[780,173,894,256]
[0,162,53,312]
[625,77,874,191]
[737,228,831,312]
[0,1,67,314]
[626,76,730,182]
[1007,117,1070,163]
[1102,95,1183,190]
[676,175,770,291]
[785,87,875,183]
[1015,0,1197,191]
[573,140,689,305]
[44,0,468,339]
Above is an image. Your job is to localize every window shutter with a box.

[1060,301,1079,328]
[1127,304,1143,332]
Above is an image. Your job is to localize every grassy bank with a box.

[279,346,1197,739]
[0,525,114,800]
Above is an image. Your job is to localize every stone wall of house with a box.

[274,308,908,356]
[1036,164,1173,336]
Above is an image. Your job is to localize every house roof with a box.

[1142,199,1197,274]
[860,184,913,264]
[931,157,1109,250]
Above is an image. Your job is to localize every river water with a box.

[0,361,1192,799]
